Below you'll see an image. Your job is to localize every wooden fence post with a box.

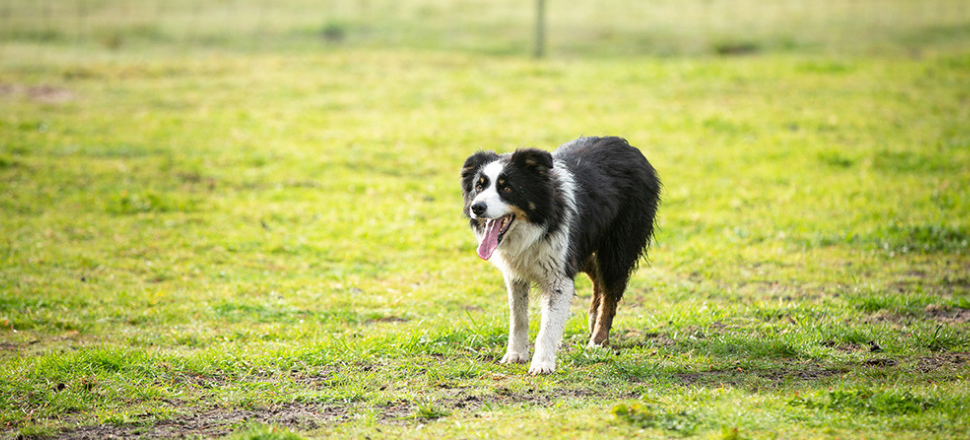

[535,0,545,58]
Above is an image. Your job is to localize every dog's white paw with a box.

[500,351,529,364]
[528,358,556,375]
[586,339,607,349]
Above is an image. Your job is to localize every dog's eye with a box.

[502,186,512,193]
[476,184,484,192]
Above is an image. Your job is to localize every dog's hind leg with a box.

[588,192,657,347]
[587,291,602,337]
[583,254,623,348]
[581,256,602,337]
[587,242,640,347]
[585,261,618,348]
[588,283,620,348]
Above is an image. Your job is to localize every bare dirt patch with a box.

[366,316,410,324]
[0,342,22,351]
[0,83,75,103]
[376,387,601,424]
[821,341,870,353]
[862,358,898,367]
[56,403,346,439]
[377,399,416,423]
[864,310,912,325]
[673,367,844,389]
[489,387,599,406]
[612,330,678,349]
[924,305,970,323]
[915,352,969,373]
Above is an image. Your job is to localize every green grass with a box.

[2,1,970,439]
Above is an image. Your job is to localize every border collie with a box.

[461,136,661,374]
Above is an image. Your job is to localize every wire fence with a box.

[2,0,969,56]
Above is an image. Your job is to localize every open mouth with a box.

[476,214,515,260]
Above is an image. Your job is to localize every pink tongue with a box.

[477,219,501,260]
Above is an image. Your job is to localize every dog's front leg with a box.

[500,277,530,364]
[529,279,575,374]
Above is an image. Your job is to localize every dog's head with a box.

[460,148,554,260]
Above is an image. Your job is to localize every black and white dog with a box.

[461,136,660,374]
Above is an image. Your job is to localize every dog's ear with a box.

[511,148,553,176]
[461,151,499,193]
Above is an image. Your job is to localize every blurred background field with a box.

[2,0,970,57]
[2,1,970,439]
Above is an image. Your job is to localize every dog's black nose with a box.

[471,202,487,216]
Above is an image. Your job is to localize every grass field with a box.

[2,1,970,439]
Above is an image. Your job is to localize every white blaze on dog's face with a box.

[469,160,518,260]
[470,161,511,220]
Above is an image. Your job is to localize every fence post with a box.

[534,0,545,58]
[77,0,86,44]
[43,0,52,34]
[2,1,9,35]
